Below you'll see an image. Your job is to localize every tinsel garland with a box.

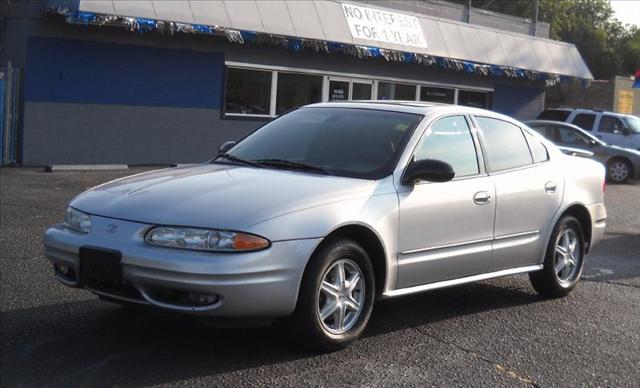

[49,7,566,87]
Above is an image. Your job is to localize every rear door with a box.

[474,116,563,271]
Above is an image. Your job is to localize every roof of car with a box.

[305,100,502,118]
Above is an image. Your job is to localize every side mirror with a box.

[402,159,455,185]
[218,141,236,154]
[622,127,631,136]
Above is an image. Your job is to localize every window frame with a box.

[223,62,494,118]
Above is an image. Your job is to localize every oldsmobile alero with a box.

[44,102,607,350]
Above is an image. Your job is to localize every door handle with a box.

[473,191,491,205]
[545,181,557,194]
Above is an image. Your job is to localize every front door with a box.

[396,115,495,288]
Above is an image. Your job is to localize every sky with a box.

[610,0,640,27]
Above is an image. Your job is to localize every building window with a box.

[458,90,492,109]
[225,68,272,115]
[276,73,322,115]
[377,82,415,100]
[420,86,454,104]
[329,80,350,101]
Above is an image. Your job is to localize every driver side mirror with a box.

[622,127,631,136]
[218,141,236,154]
[402,159,455,185]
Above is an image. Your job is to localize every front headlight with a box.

[144,226,270,252]
[64,207,92,233]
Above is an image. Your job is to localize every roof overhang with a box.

[47,0,593,80]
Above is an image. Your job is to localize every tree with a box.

[449,0,639,79]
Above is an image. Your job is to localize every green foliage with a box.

[449,0,640,79]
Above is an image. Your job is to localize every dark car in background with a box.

[527,120,640,183]
[536,108,640,151]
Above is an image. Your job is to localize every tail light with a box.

[602,179,606,194]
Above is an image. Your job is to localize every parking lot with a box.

[1,167,638,387]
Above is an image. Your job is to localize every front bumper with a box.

[43,215,321,317]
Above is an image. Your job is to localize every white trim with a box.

[383,265,543,298]
[224,113,272,118]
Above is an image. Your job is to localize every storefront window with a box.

[352,83,372,100]
[377,82,415,100]
[458,90,492,109]
[276,73,322,115]
[225,68,272,115]
[420,86,455,104]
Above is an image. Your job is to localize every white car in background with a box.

[537,108,640,150]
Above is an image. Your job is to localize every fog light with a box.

[55,263,70,275]
[188,292,219,306]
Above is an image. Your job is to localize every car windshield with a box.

[219,107,423,179]
[624,116,640,134]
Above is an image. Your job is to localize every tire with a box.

[291,238,375,351]
[607,158,632,183]
[529,216,586,298]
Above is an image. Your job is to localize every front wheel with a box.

[292,238,375,351]
[530,216,585,298]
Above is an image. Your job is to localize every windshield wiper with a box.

[215,153,262,168]
[253,159,328,175]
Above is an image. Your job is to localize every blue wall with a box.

[25,37,223,109]
[492,83,544,120]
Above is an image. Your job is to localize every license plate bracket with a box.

[79,247,123,288]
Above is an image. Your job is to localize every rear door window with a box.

[523,132,549,163]
[537,110,571,121]
[571,114,596,131]
[475,116,533,172]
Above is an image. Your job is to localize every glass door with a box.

[325,77,373,101]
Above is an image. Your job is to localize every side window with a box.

[598,116,625,134]
[523,131,549,163]
[557,127,591,146]
[475,116,533,172]
[571,114,596,131]
[415,115,479,177]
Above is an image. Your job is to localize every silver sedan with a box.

[44,102,607,350]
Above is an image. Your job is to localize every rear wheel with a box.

[607,158,632,183]
[530,216,585,298]
[292,238,375,351]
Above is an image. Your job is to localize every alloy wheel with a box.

[554,228,581,285]
[317,258,365,335]
[609,161,629,182]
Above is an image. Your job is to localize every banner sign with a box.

[342,3,427,49]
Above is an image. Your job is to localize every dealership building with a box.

[0,0,593,165]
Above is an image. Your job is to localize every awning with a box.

[48,0,593,80]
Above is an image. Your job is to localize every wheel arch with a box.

[559,203,593,252]
[308,224,388,297]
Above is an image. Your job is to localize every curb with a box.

[45,164,129,172]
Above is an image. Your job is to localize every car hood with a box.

[70,164,380,232]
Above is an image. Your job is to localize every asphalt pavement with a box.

[1,167,638,387]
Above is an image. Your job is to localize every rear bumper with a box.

[43,216,321,317]
[586,202,607,251]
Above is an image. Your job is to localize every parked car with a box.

[537,108,640,150]
[526,120,640,183]
[44,102,607,350]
